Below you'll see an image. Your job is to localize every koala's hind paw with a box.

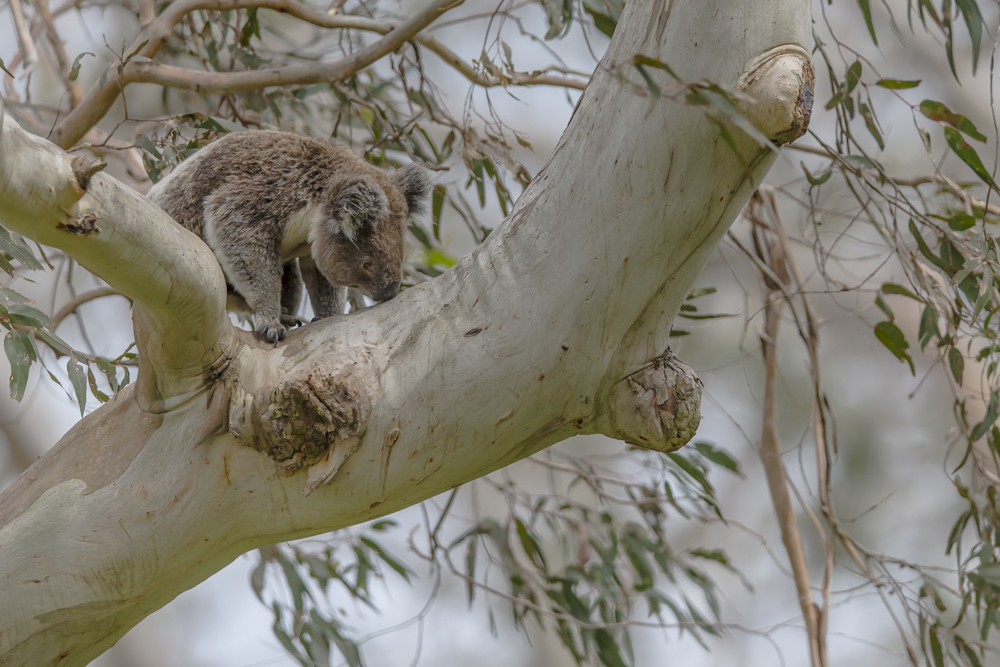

[256,321,287,344]
[280,313,301,328]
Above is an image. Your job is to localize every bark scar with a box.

[57,213,99,236]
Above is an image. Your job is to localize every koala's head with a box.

[313,164,431,303]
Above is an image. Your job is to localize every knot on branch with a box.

[70,154,106,192]
[601,349,701,452]
[248,373,370,476]
[736,45,814,145]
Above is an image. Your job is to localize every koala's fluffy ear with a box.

[391,163,432,216]
[331,178,390,241]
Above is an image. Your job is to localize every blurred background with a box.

[1,0,997,665]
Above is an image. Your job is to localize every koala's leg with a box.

[300,257,348,320]
[204,205,286,344]
[280,260,303,328]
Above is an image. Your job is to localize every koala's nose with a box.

[374,281,401,303]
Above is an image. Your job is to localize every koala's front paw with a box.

[256,320,287,344]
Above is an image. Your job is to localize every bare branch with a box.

[759,292,825,667]
[124,54,586,95]
[9,0,39,78]
[51,287,124,328]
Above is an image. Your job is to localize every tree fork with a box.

[0,0,812,663]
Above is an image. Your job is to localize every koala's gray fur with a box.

[148,130,431,343]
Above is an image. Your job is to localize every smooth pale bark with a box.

[0,0,813,664]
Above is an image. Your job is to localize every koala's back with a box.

[148,131,383,237]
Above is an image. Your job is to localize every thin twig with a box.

[51,287,123,328]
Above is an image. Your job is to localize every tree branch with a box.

[8,0,39,78]
[0,98,232,404]
[49,0,466,148]
[759,293,824,667]
[51,287,124,328]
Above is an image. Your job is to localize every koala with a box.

[147,130,431,343]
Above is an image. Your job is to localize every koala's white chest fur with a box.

[280,202,325,262]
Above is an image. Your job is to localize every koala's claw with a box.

[256,322,287,344]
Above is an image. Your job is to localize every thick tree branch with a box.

[49,0,465,148]
[0,99,232,403]
[0,1,813,664]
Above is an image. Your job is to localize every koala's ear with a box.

[391,163,432,216]
[331,178,390,241]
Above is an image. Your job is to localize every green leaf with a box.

[583,2,621,37]
[239,7,262,46]
[250,553,268,601]
[917,123,933,159]
[929,624,945,667]
[667,453,713,496]
[676,311,732,320]
[875,292,894,320]
[874,321,915,374]
[859,102,885,149]
[68,52,94,81]
[918,304,940,349]
[693,442,741,474]
[359,537,413,582]
[7,304,52,328]
[87,368,110,403]
[699,87,778,152]
[970,397,998,441]
[0,226,43,270]
[686,287,717,299]
[845,61,863,94]
[125,39,149,62]
[909,219,958,274]
[944,127,998,189]
[4,331,33,401]
[0,56,13,78]
[594,628,629,667]
[33,328,75,358]
[955,0,984,72]
[408,223,432,248]
[920,100,987,142]
[949,347,965,384]
[876,78,921,89]
[66,356,88,416]
[856,0,878,44]
[881,282,921,300]
[0,288,30,307]
[431,184,445,242]
[515,518,548,571]
[971,267,992,324]
[948,213,977,231]
[801,162,833,185]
